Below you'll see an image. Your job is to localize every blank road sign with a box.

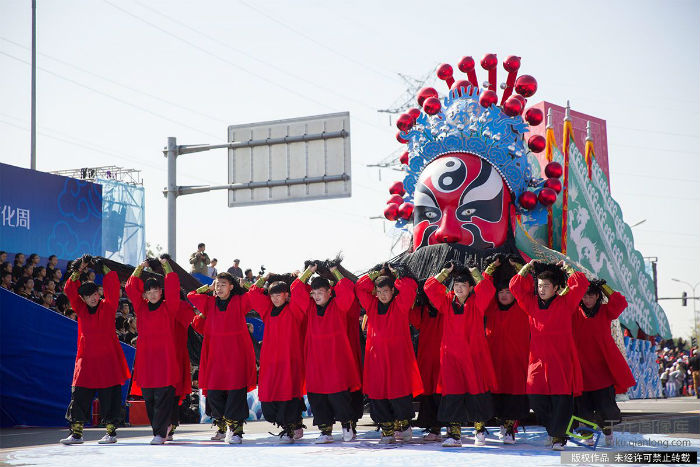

[227,112,351,207]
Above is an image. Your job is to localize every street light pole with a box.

[672,278,700,339]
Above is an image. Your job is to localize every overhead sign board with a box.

[227,112,351,207]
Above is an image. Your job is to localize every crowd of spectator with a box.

[188,243,264,283]
[1,250,139,346]
[656,338,699,398]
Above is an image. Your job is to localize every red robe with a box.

[355,276,423,399]
[424,278,497,396]
[187,290,257,393]
[64,271,131,388]
[173,301,195,401]
[292,278,361,394]
[247,284,307,402]
[125,273,193,389]
[573,292,636,394]
[409,305,444,396]
[509,272,588,396]
[481,274,530,395]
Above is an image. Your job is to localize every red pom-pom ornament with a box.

[503,55,521,72]
[503,96,524,116]
[544,178,562,193]
[480,53,498,70]
[417,87,438,106]
[538,187,557,206]
[399,151,409,165]
[437,63,453,80]
[384,204,399,221]
[423,96,442,115]
[457,56,475,72]
[528,135,546,153]
[389,181,406,196]
[398,202,414,219]
[396,132,408,144]
[387,194,404,205]
[544,161,563,179]
[407,108,421,122]
[396,113,414,132]
[451,79,471,93]
[479,89,498,108]
[524,107,544,126]
[519,191,538,210]
[515,75,538,97]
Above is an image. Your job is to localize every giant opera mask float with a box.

[383,54,563,252]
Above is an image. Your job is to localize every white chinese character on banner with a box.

[1,205,16,227]
[17,208,30,230]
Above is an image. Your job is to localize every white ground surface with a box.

[3,423,698,467]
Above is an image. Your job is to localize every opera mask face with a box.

[412,153,513,250]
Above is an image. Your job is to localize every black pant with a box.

[65,385,121,426]
[529,394,574,438]
[575,385,621,433]
[369,395,414,423]
[142,386,175,437]
[207,388,249,422]
[171,396,180,427]
[492,393,530,421]
[307,391,354,427]
[261,398,304,427]
[415,394,442,429]
[438,392,494,424]
[350,390,364,421]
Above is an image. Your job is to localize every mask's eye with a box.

[425,211,438,219]
[458,207,476,218]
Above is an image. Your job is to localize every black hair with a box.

[244,268,253,275]
[143,277,162,292]
[13,253,24,265]
[374,275,395,289]
[216,271,236,285]
[449,262,475,287]
[198,242,205,248]
[77,281,99,297]
[268,281,290,295]
[28,253,39,262]
[1,270,11,280]
[533,262,568,289]
[48,255,56,261]
[55,293,69,312]
[536,270,559,287]
[0,251,5,257]
[211,258,217,262]
[310,276,331,290]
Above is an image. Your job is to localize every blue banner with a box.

[0,163,102,261]
[0,288,135,427]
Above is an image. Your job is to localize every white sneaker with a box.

[605,433,614,446]
[503,432,515,445]
[278,433,293,444]
[97,434,117,444]
[60,434,84,445]
[211,430,226,441]
[395,427,412,441]
[150,435,165,445]
[293,427,304,440]
[379,435,396,444]
[342,427,354,442]
[474,431,486,446]
[442,437,462,447]
[166,434,174,441]
[315,434,334,444]
[423,432,441,442]
[225,429,242,444]
[552,441,565,451]
[499,425,506,439]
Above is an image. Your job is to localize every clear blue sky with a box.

[1,0,698,338]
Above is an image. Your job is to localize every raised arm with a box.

[187,284,213,317]
[393,277,418,314]
[64,264,87,317]
[162,260,182,317]
[247,282,273,321]
[603,285,628,321]
[424,274,451,314]
[561,263,590,311]
[125,261,147,309]
[355,274,378,315]
[332,276,356,313]
[509,260,538,314]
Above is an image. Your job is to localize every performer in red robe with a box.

[168,299,195,441]
[573,279,635,446]
[125,258,194,445]
[509,260,588,451]
[355,265,422,444]
[292,263,361,444]
[424,263,496,448]
[187,272,256,444]
[247,274,307,444]
[409,295,444,442]
[61,257,131,445]
[479,255,530,445]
